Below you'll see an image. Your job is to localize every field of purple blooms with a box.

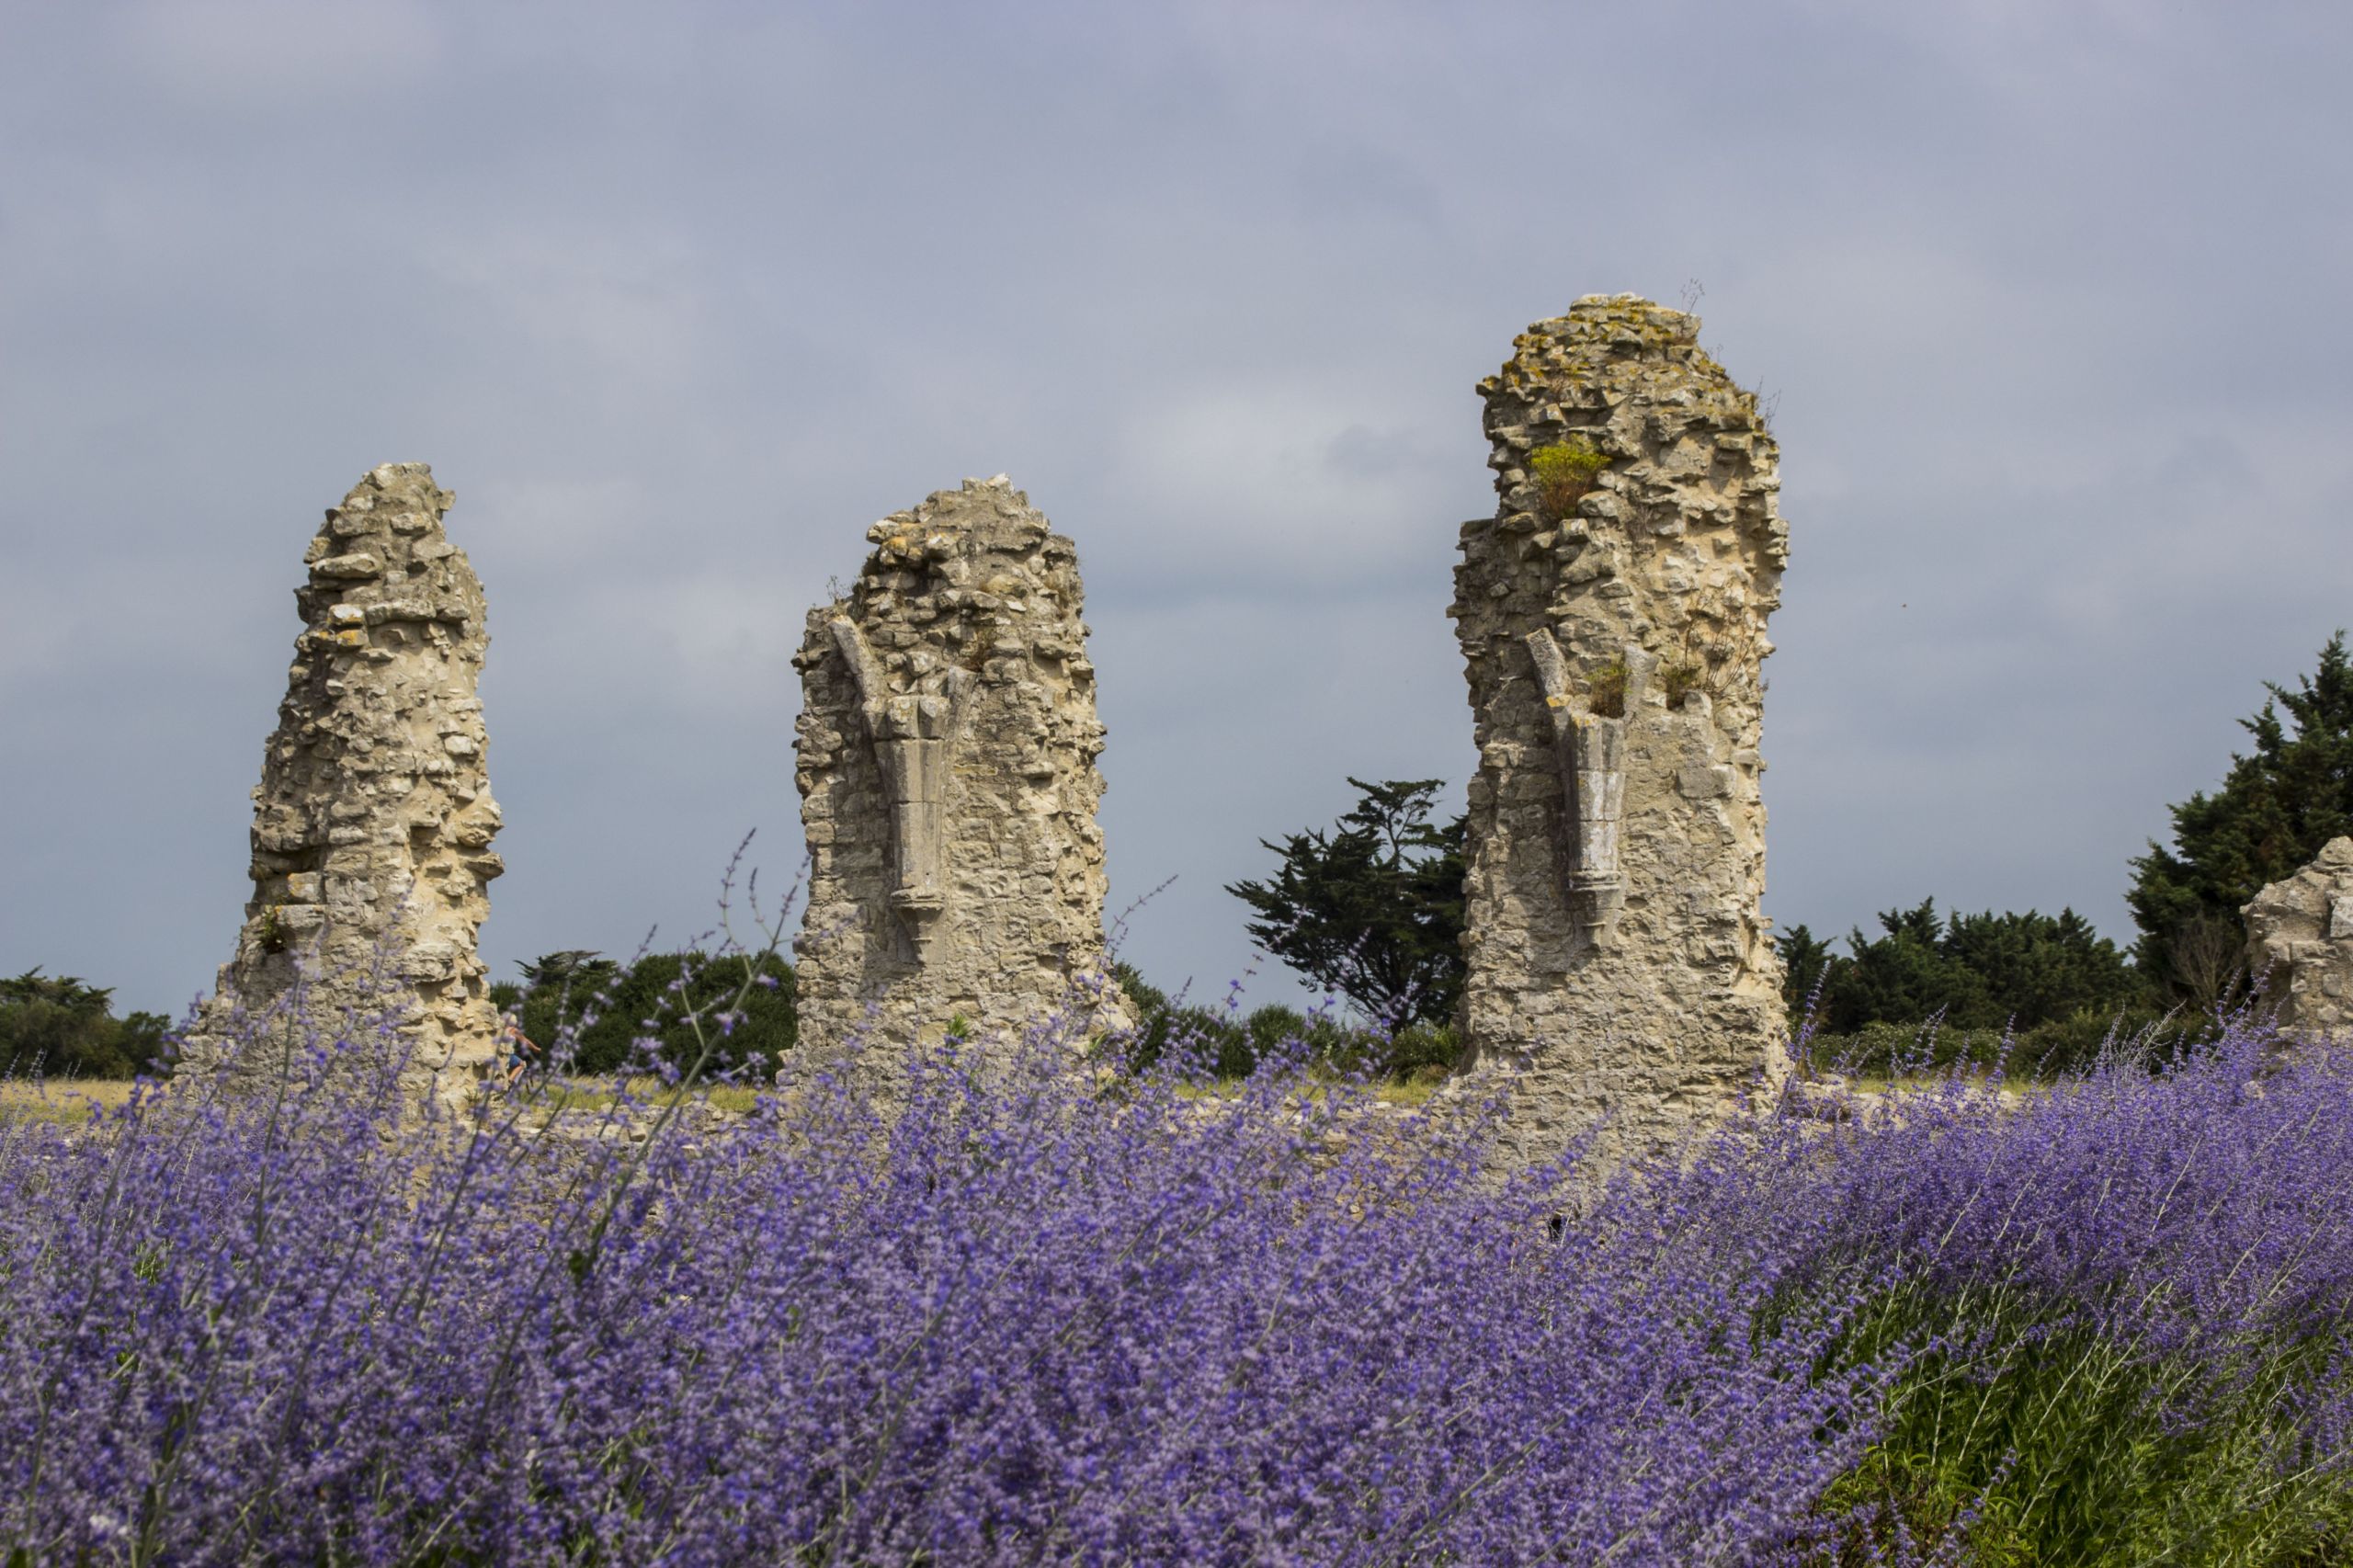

[5,984,2353,1563]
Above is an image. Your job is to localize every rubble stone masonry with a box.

[2245,836,2353,1044]
[1449,296,1790,1165]
[791,476,1122,1070]
[178,463,503,1104]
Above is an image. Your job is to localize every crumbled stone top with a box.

[793,474,1091,689]
[293,462,482,645]
[1478,295,1771,505]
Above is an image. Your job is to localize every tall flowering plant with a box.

[5,912,2351,1562]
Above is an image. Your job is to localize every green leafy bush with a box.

[1802,1007,2220,1080]
[1113,962,1454,1082]
[503,948,795,1078]
[1659,662,1704,708]
[1586,657,1630,719]
[1779,900,2151,1052]
[1529,437,1608,520]
[0,969,171,1080]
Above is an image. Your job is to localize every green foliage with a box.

[1529,437,1608,520]
[1659,661,1703,708]
[506,949,794,1078]
[1780,900,2148,1049]
[1818,1289,2353,1563]
[2129,631,2353,997]
[1829,898,1995,1029]
[1779,903,2164,1079]
[0,969,171,1080]
[1586,657,1630,719]
[1226,778,1466,1028]
[1802,1010,2219,1080]
[1111,960,1165,1019]
[1777,924,1842,1019]
[1375,1021,1461,1082]
[1111,962,1453,1082]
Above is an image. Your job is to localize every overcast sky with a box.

[5,1,2351,1019]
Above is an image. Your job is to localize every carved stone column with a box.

[791,476,1125,1067]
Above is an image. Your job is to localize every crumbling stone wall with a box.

[2244,837,2353,1043]
[1449,295,1790,1165]
[790,475,1122,1067]
[178,463,505,1102]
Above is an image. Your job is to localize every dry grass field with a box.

[0,1077,139,1126]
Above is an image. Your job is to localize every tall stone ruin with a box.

[178,463,505,1102]
[790,475,1122,1066]
[1449,295,1790,1165]
[2244,836,2353,1044]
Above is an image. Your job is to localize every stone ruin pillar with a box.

[1449,295,1790,1165]
[2244,837,2353,1044]
[791,475,1123,1066]
[177,463,505,1104]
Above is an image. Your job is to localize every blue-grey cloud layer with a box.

[6,0,2350,1014]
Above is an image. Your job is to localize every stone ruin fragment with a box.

[2244,836,2353,1044]
[1449,294,1790,1165]
[791,475,1124,1067]
[177,463,505,1103]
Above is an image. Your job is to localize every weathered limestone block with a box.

[1449,295,1790,1166]
[2244,837,2353,1042]
[177,463,504,1103]
[790,476,1125,1067]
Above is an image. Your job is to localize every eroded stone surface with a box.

[1449,295,1790,1166]
[2244,837,2353,1043]
[177,463,503,1101]
[790,476,1124,1069]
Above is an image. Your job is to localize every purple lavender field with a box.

[4,994,2351,1564]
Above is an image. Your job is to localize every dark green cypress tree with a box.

[1938,907,2143,1028]
[2128,631,2353,995]
[1821,899,1994,1032]
[1774,924,1844,1022]
[1226,778,1466,1028]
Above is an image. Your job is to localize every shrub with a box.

[0,977,1893,1563]
[1385,1019,1461,1079]
[1529,436,1608,520]
[503,947,795,1078]
[6,945,2353,1561]
[0,970,171,1081]
[1801,1007,2221,1080]
[1763,1022,2353,1560]
[1779,900,2152,1051]
[1115,965,1453,1084]
[1586,656,1630,718]
[1659,660,1704,708]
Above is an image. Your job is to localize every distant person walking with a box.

[495,1011,540,1089]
